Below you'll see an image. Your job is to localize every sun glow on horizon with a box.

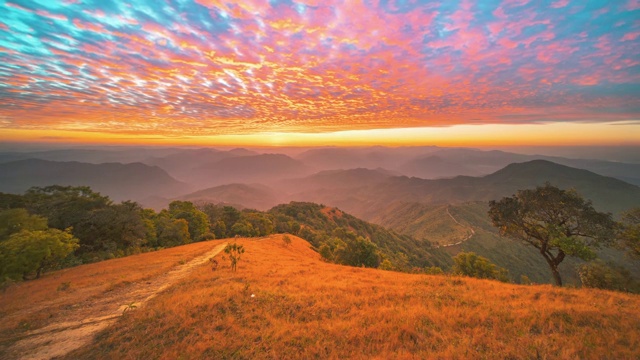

[2,122,638,148]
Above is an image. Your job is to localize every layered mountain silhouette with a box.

[177,183,282,211]
[0,159,186,202]
[285,160,640,217]
[186,153,314,188]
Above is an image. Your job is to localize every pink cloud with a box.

[551,0,570,9]
[621,31,640,41]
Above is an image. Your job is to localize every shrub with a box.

[224,242,245,272]
[452,252,510,282]
[282,234,292,247]
[578,260,636,292]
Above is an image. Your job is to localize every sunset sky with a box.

[0,0,639,146]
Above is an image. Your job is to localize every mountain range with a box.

[0,146,639,286]
[0,159,186,203]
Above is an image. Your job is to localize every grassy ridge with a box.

[61,235,640,359]
[0,240,224,345]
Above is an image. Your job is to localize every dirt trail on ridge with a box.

[440,206,476,247]
[4,242,227,360]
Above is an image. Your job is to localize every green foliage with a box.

[155,217,191,247]
[168,201,210,242]
[0,208,48,240]
[0,192,27,209]
[489,183,616,286]
[230,220,255,237]
[452,252,510,282]
[269,202,448,269]
[24,185,111,231]
[122,301,137,315]
[424,266,444,275]
[520,275,532,285]
[578,260,637,292]
[74,201,152,255]
[282,234,292,247]
[241,210,275,237]
[319,243,333,262]
[618,208,640,259]
[379,259,394,270]
[334,236,381,268]
[224,242,245,272]
[0,228,79,281]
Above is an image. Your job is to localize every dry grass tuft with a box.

[3,235,639,359]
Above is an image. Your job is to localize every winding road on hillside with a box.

[440,206,476,248]
[5,243,228,360]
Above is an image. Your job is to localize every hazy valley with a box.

[1,145,639,359]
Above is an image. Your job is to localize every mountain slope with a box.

[30,236,638,360]
[352,160,640,216]
[398,155,481,178]
[187,154,313,188]
[142,148,259,181]
[278,168,395,194]
[179,183,282,211]
[268,202,452,269]
[0,159,187,202]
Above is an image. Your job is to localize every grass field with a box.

[26,234,637,359]
[0,240,225,344]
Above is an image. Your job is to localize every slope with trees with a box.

[488,184,617,286]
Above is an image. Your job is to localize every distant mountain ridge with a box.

[0,159,187,202]
[186,153,314,188]
[286,160,640,217]
[2,145,639,185]
[179,183,282,211]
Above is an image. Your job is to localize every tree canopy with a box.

[618,208,640,259]
[452,252,509,282]
[0,228,79,280]
[488,183,616,286]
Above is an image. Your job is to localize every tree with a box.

[334,236,381,268]
[451,252,509,282]
[241,211,275,236]
[224,242,245,272]
[488,183,616,286]
[230,220,255,237]
[155,217,190,247]
[73,201,151,254]
[23,185,111,230]
[168,201,210,242]
[0,208,48,240]
[618,208,640,259]
[0,228,79,280]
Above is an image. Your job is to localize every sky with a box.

[0,0,639,146]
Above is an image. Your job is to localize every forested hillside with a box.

[2,183,637,291]
[0,187,451,284]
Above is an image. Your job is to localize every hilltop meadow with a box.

[0,235,635,359]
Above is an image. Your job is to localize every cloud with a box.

[0,0,638,137]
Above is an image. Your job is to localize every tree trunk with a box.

[550,266,562,287]
[541,250,563,286]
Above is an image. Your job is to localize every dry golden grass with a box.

[43,234,640,360]
[0,240,225,340]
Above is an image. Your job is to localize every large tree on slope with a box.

[488,183,616,286]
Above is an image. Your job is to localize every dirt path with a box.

[5,242,227,360]
[441,207,476,248]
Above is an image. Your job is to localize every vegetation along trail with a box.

[3,242,228,360]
